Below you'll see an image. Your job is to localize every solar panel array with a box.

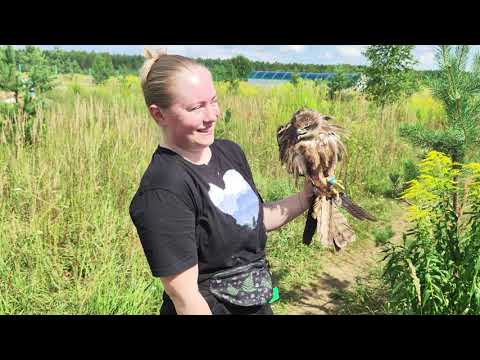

[248,71,359,81]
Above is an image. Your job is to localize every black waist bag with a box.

[208,258,273,306]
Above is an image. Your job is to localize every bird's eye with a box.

[304,123,315,130]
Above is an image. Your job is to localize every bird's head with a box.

[290,108,333,141]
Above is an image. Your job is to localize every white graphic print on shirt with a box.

[207,169,259,230]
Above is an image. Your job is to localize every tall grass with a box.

[0,77,442,314]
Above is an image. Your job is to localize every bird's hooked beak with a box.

[296,122,318,140]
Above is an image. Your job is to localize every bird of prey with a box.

[277,108,376,251]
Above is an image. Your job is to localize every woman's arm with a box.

[161,264,212,315]
[262,179,316,232]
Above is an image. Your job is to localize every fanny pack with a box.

[207,258,273,307]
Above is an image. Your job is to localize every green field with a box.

[0,75,445,314]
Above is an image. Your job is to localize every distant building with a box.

[247,70,360,86]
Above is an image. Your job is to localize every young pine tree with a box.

[0,45,56,143]
[400,45,480,163]
[0,46,22,103]
[400,46,480,214]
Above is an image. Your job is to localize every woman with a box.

[129,49,315,315]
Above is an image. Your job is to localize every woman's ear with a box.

[149,104,167,127]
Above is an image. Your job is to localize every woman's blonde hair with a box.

[140,48,205,109]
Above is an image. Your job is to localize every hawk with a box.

[277,108,376,251]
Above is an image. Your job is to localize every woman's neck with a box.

[162,141,212,165]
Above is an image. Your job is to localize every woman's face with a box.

[156,66,220,152]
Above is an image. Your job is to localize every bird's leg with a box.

[333,180,344,204]
[310,175,328,193]
[335,179,345,190]
[325,171,344,203]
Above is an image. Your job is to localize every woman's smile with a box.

[197,125,214,134]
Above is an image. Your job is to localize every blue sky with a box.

[14,45,480,70]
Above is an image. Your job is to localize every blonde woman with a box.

[129,49,315,315]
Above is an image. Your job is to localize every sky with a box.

[14,45,480,70]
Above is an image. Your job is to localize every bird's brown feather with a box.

[277,108,375,251]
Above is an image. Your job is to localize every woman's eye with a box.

[189,105,202,111]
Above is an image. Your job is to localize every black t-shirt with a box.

[129,139,267,285]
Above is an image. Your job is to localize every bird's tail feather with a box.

[317,196,331,246]
[302,205,317,245]
[329,204,356,250]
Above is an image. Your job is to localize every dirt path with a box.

[284,204,408,315]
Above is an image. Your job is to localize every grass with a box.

[372,226,395,246]
[332,266,392,315]
[0,76,443,314]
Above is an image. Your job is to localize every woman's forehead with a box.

[171,67,216,104]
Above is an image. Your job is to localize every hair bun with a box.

[143,48,167,61]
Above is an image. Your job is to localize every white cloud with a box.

[335,45,366,59]
[143,45,235,60]
[321,51,334,60]
[184,45,282,62]
[147,45,187,55]
[414,45,480,70]
[417,52,436,70]
[280,45,306,53]
[13,44,453,70]
[413,45,436,70]
[236,46,280,62]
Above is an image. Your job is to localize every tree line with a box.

[7,46,440,83]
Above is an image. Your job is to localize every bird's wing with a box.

[338,192,377,221]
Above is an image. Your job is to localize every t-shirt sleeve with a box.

[129,189,197,277]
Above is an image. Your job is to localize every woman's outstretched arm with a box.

[262,179,316,232]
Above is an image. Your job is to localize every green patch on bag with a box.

[268,287,280,304]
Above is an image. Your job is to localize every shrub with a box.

[382,151,480,314]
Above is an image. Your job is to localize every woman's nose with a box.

[205,103,219,122]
